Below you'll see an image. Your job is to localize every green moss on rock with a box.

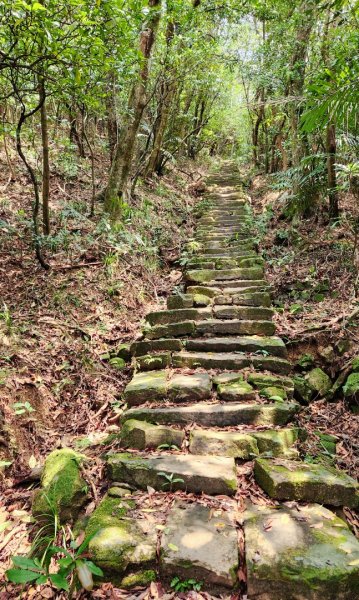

[32,448,88,524]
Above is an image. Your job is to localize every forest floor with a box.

[0,158,358,598]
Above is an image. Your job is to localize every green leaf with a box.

[32,2,47,10]
[83,560,103,577]
[49,573,69,591]
[36,575,48,585]
[6,568,40,584]
[168,543,178,552]
[12,556,41,570]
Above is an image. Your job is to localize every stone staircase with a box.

[90,165,359,598]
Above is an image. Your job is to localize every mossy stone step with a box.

[123,370,212,406]
[171,350,290,374]
[186,267,264,284]
[120,419,184,450]
[244,503,359,600]
[87,495,157,586]
[160,501,239,591]
[217,379,256,401]
[146,307,211,326]
[131,338,183,356]
[107,453,237,495]
[213,306,274,320]
[144,320,196,339]
[231,292,271,306]
[189,427,300,458]
[254,458,359,507]
[185,335,287,357]
[206,279,268,289]
[196,318,275,337]
[189,429,259,458]
[122,401,299,427]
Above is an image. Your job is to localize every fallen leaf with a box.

[168,543,178,552]
[310,522,323,529]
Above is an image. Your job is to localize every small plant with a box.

[6,532,103,595]
[170,576,202,592]
[157,444,180,451]
[158,472,184,491]
[0,303,13,334]
[11,401,35,415]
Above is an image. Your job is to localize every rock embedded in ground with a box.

[244,502,359,600]
[107,453,238,495]
[160,501,239,591]
[293,375,314,404]
[306,367,332,396]
[254,457,359,507]
[32,448,88,524]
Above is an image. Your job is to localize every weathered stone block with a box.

[189,429,258,458]
[107,453,238,495]
[254,458,358,507]
[120,419,184,450]
[160,502,239,591]
[244,503,359,600]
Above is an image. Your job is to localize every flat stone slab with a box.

[186,335,287,357]
[131,338,183,356]
[244,503,359,600]
[107,453,237,495]
[196,318,276,336]
[124,370,212,406]
[213,306,274,320]
[120,419,184,450]
[146,307,211,326]
[189,429,259,458]
[172,350,290,375]
[122,401,299,427]
[168,372,212,402]
[160,501,239,590]
[186,267,264,284]
[217,380,256,401]
[254,458,359,507]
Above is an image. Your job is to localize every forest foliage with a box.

[0,0,358,266]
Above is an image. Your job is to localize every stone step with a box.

[254,457,359,507]
[195,318,276,336]
[107,453,238,495]
[185,335,287,357]
[171,350,291,374]
[123,370,212,406]
[145,307,211,326]
[131,338,183,356]
[244,503,359,600]
[189,427,300,458]
[202,246,255,255]
[120,419,185,450]
[203,279,268,289]
[122,401,299,427]
[144,318,276,339]
[145,306,273,327]
[212,306,273,320]
[160,501,239,591]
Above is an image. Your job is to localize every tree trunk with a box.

[103,0,162,218]
[39,78,50,235]
[106,71,117,163]
[326,122,338,219]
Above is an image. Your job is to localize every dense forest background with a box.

[0,0,358,595]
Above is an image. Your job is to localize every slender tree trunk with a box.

[326,122,338,219]
[39,78,50,235]
[103,0,162,218]
[16,106,49,270]
[106,71,118,163]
